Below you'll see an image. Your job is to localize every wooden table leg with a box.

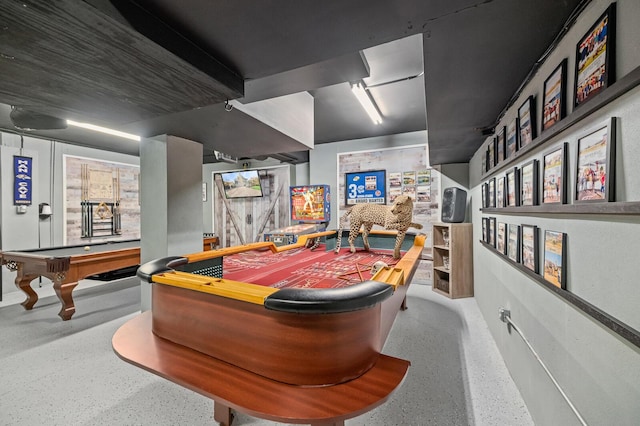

[214,401,234,426]
[15,274,40,310]
[53,281,79,321]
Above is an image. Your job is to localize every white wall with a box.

[471,1,640,424]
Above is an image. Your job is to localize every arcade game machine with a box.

[263,185,330,246]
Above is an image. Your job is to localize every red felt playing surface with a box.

[222,245,399,289]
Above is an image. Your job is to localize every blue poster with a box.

[345,170,386,205]
[14,156,33,205]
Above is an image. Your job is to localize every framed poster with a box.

[496,176,505,208]
[506,167,519,207]
[488,178,496,208]
[518,96,536,150]
[521,224,539,273]
[345,169,386,205]
[542,59,567,131]
[481,182,487,209]
[488,139,495,170]
[488,217,496,248]
[482,217,488,243]
[543,230,567,289]
[520,160,539,206]
[507,224,520,262]
[574,3,616,108]
[496,130,505,164]
[575,118,616,203]
[542,143,568,204]
[506,118,519,159]
[497,222,507,254]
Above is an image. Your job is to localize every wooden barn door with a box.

[213,166,290,247]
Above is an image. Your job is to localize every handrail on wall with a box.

[499,308,587,426]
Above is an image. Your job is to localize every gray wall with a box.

[471,1,640,424]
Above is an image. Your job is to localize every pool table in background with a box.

[113,230,426,425]
[0,236,219,320]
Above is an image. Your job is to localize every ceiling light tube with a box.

[351,81,383,125]
[66,120,141,141]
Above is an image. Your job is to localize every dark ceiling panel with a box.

[240,52,370,104]
[0,0,586,166]
[424,0,584,165]
[0,0,242,125]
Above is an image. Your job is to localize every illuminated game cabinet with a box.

[263,185,330,246]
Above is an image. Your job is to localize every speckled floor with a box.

[0,276,532,426]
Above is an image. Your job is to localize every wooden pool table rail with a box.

[113,311,410,426]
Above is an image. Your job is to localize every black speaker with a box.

[441,187,467,223]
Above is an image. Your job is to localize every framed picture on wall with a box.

[488,217,496,248]
[506,167,519,207]
[496,176,505,208]
[506,118,519,159]
[482,217,488,242]
[488,139,496,170]
[518,96,536,150]
[497,222,507,254]
[542,143,568,204]
[520,160,539,206]
[542,59,567,131]
[496,130,505,164]
[575,117,616,203]
[481,182,487,208]
[543,230,567,289]
[521,224,539,273]
[488,178,496,208]
[574,3,616,108]
[507,224,520,262]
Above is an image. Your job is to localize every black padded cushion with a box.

[264,280,394,314]
[136,256,187,282]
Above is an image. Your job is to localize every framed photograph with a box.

[488,178,496,208]
[496,129,506,163]
[506,167,519,207]
[521,224,539,273]
[518,96,536,150]
[520,160,539,206]
[481,182,487,208]
[542,143,568,204]
[506,118,519,159]
[574,3,616,108]
[497,222,507,254]
[507,224,520,262]
[488,139,495,170]
[575,117,616,203]
[543,230,567,289]
[496,176,505,208]
[542,59,567,131]
[488,217,496,248]
[482,217,488,243]
[482,150,487,173]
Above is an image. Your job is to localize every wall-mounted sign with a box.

[14,155,33,205]
[345,169,386,205]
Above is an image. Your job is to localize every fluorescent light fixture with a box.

[66,120,141,141]
[350,81,383,125]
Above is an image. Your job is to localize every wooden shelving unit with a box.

[432,223,473,298]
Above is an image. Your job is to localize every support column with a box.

[139,135,203,311]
